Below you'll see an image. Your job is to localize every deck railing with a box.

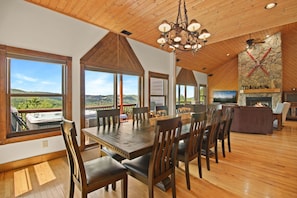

[13,104,137,131]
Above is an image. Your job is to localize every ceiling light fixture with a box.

[157,0,211,53]
[265,2,277,9]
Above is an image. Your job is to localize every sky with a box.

[10,58,62,93]
[10,58,139,95]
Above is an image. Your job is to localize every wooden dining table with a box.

[82,116,192,191]
[82,117,191,160]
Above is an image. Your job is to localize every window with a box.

[199,84,207,104]
[176,85,195,105]
[83,69,142,147]
[149,72,169,112]
[0,45,71,143]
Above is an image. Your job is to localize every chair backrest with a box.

[206,110,222,148]
[60,119,87,187]
[155,105,168,116]
[149,116,182,182]
[282,102,291,122]
[220,107,234,139]
[186,112,207,158]
[97,109,120,127]
[132,107,149,125]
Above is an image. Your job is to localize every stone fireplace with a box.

[237,33,282,109]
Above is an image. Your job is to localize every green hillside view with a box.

[11,89,138,109]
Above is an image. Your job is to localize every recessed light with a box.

[226,53,230,56]
[265,2,277,9]
[266,35,270,38]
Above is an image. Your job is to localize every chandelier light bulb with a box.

[157,37,166,44]
[158,20,171,33]
[184,44,192,49]
[187,19,201,32]
[174,36,182,42]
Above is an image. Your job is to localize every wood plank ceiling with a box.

[25,0,297,74]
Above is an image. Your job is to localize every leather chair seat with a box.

[123,154,151,178]
[85,156,127,184]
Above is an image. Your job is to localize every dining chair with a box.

[96,109,125,190]
[60,118,127,198]
[218,107,234,158]
[176,112,207,190]
[123,116,182,198]
[132,107,150,126]
[202,109,222,171]
[155,105,168,116]
[97,109,121,128]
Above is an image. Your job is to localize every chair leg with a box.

[122,175,128,198]
[228,134,231,152]
[81,190,87,198]
[206,148,210,171]
[171,172,176,198]
[105,185,109,191]
[68,180,74,198]
[197,155,202,178]
[222,139,226,158]
[112,182,116,191]
[215,142,218,163]
[148,181,154,198]
[185,161,190,190]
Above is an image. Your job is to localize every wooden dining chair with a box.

[202,109,222,171]
[176,112,207,190]
[97,109,121,128]
[155,105,168,116]
[123,116,182,198]
[218,107,234,157]
[96,109,125,190]
[132,107,150,126]
[60,118,127,198]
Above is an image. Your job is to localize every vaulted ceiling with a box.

[25,0,297,74]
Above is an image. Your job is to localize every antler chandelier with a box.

[157,0,211,53]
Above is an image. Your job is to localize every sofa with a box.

[231,106,273,134]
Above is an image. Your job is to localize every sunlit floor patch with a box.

[34,161,56,185]
[14,168,32,197]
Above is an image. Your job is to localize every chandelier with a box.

[157,0,211,53]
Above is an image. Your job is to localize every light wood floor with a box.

[1,121,297,198]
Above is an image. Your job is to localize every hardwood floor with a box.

[1,121,297,198]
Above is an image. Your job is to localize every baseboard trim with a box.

[0,150,66,173]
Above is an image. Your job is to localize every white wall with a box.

[0,0,207,164]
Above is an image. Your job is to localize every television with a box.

[213,90,237,103]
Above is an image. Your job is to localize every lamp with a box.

[157,0,211,53]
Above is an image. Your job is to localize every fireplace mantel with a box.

[240,88,281,94]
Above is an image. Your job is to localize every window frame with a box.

[81,66,144,149]
[0,44,72,144]
[199,84,207,105]
[148,71,169,112]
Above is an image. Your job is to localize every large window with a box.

[176,85,195,105]
[83,69,141,147]
[0,45,71,143]
[84,70,140,127]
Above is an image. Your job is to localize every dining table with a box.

[82,115,192,191]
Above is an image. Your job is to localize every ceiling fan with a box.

[246,35,265,49]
